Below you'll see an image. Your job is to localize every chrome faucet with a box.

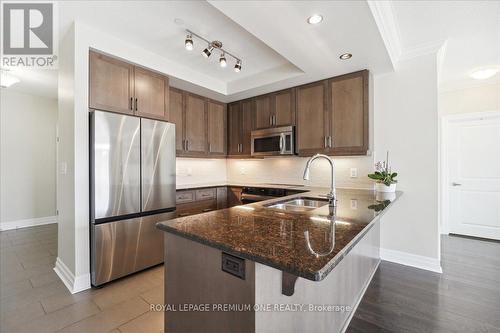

[303,154,336,208]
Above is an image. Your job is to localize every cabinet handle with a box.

[324,136,327,148]
[208,142,211,153]
[328,136,333,148]
[273,115,276,126]
[134,98,138,111]
[186,140,189,151]
[269,116,272,126]
[129,97,133,110]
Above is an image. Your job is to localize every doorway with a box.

[442,111,500,240]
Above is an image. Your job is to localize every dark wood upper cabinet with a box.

[89,52,134,114]
[169,88,185,153]
[240,99,254,156]
[134,67,169,121]
[227,100,253,157]
[273,89,295,127]
[329,70,368,155]
[207,101,227,156]
[227,102,241,156]
[184,94,207,155]
[254,95,273,129]
[296,81,329,156]
[89,51,169,121]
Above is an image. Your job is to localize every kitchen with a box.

[1,1,499,333]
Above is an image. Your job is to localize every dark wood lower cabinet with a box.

[176,186,242,217]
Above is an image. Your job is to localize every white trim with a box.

[53,257,91,294]
[440,110,500,237]
[399,39,446,62]
[380,248,443,273]
[0,215,57,231]
[367,0,402,70]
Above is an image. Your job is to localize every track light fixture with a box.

[184,29,242,72]
[234,60,241,72]
[185,34,193,51]
[219,53,227,67]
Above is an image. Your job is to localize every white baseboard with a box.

[380,248,443,273]
[54,257,91,294]
[0,215,57,231]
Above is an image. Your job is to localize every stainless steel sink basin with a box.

[264,197,329,212]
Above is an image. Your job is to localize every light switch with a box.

[350,168,358,178]
[350,199,358,210]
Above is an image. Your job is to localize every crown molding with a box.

[399,39,447,62]
[367,0,402,70]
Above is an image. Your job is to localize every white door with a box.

[447,112,500,240]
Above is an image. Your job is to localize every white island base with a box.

[163,221,380,333]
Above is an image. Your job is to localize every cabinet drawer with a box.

[176,199,217,217]
[195,188,216,201]
[176,190,195,204]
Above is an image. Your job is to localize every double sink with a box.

[264,197,329,212]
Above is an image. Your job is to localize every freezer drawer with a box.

[91,211,175,286]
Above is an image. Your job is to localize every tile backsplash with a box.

[177,156,375,189]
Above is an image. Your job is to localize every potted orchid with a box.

[368,151,398,193]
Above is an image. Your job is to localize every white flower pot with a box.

[376,191,396,201]
[375,183,396,193]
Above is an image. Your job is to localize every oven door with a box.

[251,126,294,156]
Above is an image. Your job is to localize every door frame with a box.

[440,109,500,235]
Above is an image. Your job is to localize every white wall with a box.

[226,156,374,189]
[0,90,57,229]
[439,83,500,115]
[374,53,441,272]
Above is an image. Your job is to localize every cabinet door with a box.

[296,81,329,156]
[89,51,134,114]
[227,187,243,207]
[329,71,368,155]
[169,88,185,154]
[134,67,169,121]
[254,95,272,129]
[216,187,228,210]
[207,101,227,156]
[240,99,254,156]
[274,89,295,127]
[185,94,207,155]
[227,103,241,156]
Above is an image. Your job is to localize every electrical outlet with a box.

[240,167,246,175]
[187,167,193,176]
[350,168,358,178]
[350,199,358,210]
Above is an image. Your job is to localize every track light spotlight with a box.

[202,45,213,58]
[219,53,227,67]
[234,60,241,72]
[185,34,193,51]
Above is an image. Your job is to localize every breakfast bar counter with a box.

[156,187,401,333]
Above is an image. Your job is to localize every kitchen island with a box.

[156,187,401,333]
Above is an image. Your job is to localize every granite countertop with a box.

[157,187,401,281]
[176,182,307,190]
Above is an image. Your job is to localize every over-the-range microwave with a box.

[251,126,295,157]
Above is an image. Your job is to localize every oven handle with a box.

[240,193,278,202]
[279,133,285,154]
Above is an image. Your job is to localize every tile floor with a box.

[0,224,164,333]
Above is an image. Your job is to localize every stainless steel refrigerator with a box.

[89,110,176,287]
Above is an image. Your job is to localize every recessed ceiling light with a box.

[339,53,352,60]
[307,14,323,25]
[469,67,498,80]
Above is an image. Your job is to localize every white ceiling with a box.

[391,0,500,91]
[4,1,497,100]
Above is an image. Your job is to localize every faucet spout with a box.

[303,154,336,207]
